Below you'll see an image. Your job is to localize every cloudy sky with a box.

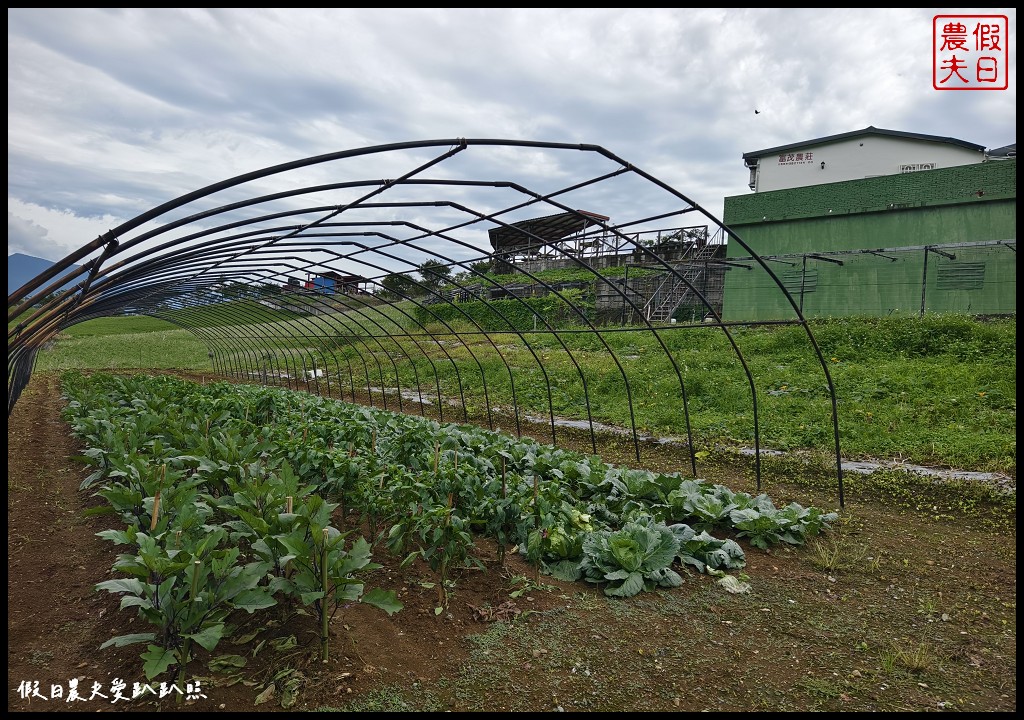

[8,8,1017,265]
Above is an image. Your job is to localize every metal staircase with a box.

[642,242,720,322]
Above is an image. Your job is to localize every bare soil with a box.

[7,371,1017,712]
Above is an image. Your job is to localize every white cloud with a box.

[7,7,1016,267]
[8,202,123,261]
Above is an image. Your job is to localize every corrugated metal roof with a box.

[488,210,609,251]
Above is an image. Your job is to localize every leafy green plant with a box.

[602,467,682,522]
[387,485,478,612]
[522,500,593,581]
[729,497,839,549]
[577,516,682,597]
[95,527,276,687]
[65,371,845,616]
[667,481,738,531]
[669,523,746,573]
[268,495,402,662]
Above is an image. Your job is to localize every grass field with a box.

[35,316,212,372]
[33,309,1016,475]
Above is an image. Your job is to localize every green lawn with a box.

[35,316,211,372]
[32,309,1016,475]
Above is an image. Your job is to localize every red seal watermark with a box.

[933,15,1009,90]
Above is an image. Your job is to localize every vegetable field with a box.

[7,369,1016,712]
[7,138,1015,713]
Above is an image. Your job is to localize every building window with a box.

[936,262,986,290]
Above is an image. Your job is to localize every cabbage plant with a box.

[578,516,682,597]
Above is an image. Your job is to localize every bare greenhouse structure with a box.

[7,139,847,505]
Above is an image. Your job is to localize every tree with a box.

[219,281,250,300]
[378,272,420,300]
[417,260,451,292]
[451,258,493,286]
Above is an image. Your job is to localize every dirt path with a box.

[7,373,139,710]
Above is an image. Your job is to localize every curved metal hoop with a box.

[7,139,845,506]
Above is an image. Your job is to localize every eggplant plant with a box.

[95,527,276,687]
[92,461,206,532]
[191,427,281,499]
[386,464,480,612]
[268,495,402,662]
[212,461,316,578]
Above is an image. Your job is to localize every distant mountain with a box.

[8,253,82,297]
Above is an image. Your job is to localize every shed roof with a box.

[987,143,1016,158]
[312,271,367,283]
[488,210,609,251]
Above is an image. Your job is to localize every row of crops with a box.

[61,371,839,685]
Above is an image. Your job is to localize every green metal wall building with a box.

[721,160,1016,321]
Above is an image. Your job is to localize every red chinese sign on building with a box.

[777,151,814,166]
[933,15,1008,90]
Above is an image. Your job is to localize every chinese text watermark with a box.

[14,678,208,703]
[933,15,1009,90]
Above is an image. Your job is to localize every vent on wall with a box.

[780,268,818,294]
[936,262,986,290]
